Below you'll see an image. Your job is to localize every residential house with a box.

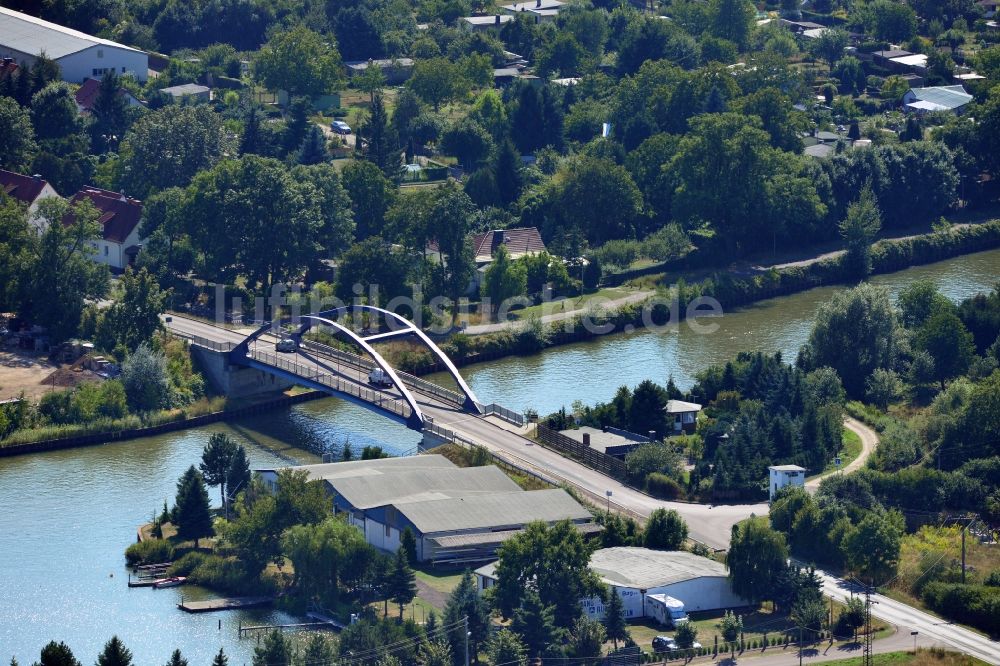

[903,85,972,114]
[73,77,142,114]
[665,399,702,434]
[68,186,144,271]
[345,58,415,85]
[979,0,998,18]
[501,0,564,21]
[0,170,60,217]
[0,6,148,83]
[558,426,650,460]
[461,14,512,31]
[768,464,806,500]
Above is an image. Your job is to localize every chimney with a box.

[582,432,591,448]
[32,174,42,181]
[536,0,541,7]
[495,14,500,23]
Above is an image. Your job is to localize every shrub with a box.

[645,472,685,500]
[125,538,175,566]
[922,582,1000,634]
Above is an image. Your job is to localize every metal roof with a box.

[430,522,603,549]
[264,454,457,482]
[665,400,702,413]
[329,465,521,510]
[0,6,143,59]
[769,464,806,471]
[906,85,972,110]
[397,488,592,535]
[588,547,728,589]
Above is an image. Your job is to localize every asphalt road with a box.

[164,315,1000,664]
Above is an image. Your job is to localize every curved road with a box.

[805,417,879,492]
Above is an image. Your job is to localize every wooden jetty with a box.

[178,597,273,613]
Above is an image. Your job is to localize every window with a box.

[97,49,104,58]
[121,67,126,73]
[103,245,108,256]
[384,523,390,537]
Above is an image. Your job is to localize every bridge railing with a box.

[176,333,235,352]
[478,402,526,427]
[301,340,468,408]
[249,349,412,420]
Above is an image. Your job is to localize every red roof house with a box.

[0,169,60,214]
[67,186,144,270]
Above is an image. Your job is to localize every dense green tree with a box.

[95,635,132,665]
[839,183,882,277]
[674,620,698,649]
[118,106,230,198]
[844,510,904,585]
[511,589,561,658]
[802,284,899,397]
[400,527,417,565]
[710,0,754,48]
[624,442,682,486]
[543,155,643,245]
[418,640,451,666]
[173,465,214,546]
[510,84,545,154]
[200,433,240,506]
[297,125,329,165]
[251,630,292,666]
[898,280,953,329]
[282,518,372,604]
[210,648,227,666]
[443,571,491,662]
[96,268,168,352]
[300,636,334,665]
[0,198,36,312]
[643,508,688,550]
[738,88,804,153]
[34,641,81,666]
[389,547,417,619]
[225,445,252,506]
[0,97,38,171]
[342,160,396,240]
[355,63,386,104]
[90,70,131,150]
[292,164,354,257]
[30,82,84,149]
[431,185,477,319]
[334,236,411,307]
[409,58,468,111]
[811,28,848,67]
[727,517,789,605]
[494,520,603,629]
[441,118,493,171]
[916,311,975,388]
[866,369,903,410]
[719,610,742,657]
[360,91,401,179]
[120,343,170,412]
[17,198,108,341]
[866,0,917,43]
[603,586,628,649]
[481,245,527,316]
[485,629,526,666]
[164,650,187,666]
[567,616,605,663]
[255,26,343,97]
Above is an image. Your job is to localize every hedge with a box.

[922,581,1000,635]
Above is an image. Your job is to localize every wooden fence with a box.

[535,424,626,479]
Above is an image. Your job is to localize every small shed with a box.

[768,464,806,500]
[665,400,702,434]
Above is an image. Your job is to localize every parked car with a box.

[276,338,297,353]
[368,367,393,387]
[331,120,352,135]
[652,637,677,652]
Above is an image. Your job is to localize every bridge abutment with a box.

[192,346,295,398]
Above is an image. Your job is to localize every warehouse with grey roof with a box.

[258,455,597,563]
[0,6,148,83]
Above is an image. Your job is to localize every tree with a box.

[282,518,372,604]
[493,139,522,207]
[603,587,628,649]
[34,641,81,666]
[210,649,227,666]
[802,284,899,397]
[719,611,742,656]
[355,63,386,103]
[252,630,292,666]
[254,26,343,98]
[300,636,334,665]
[297,125,329,165]
[225,445,252,506]
[418,640,451,666]
[643,508,688,550]
[120,343,170,412]
[0,97,37,171]
[200,432,240,506]
[494,520,603,629]
[674,620,698,649]
[898,280,952,329]
[283,97,313,156]
[400,526,417,565]
[164,650,187,666]
[389,547,417,619]
[485,629,527,666]
[334,237,410,307]
[409,58,468,111]
[443,570,491,661]
[624,442,682,487]
[727,517,789,605]
[359,91,401,179]
[916,311,975,388]
[866,368,902,410]
[511,589,561,658]
[91,70,130,148]
[867,0,917,43]
[711,0,754,49]
[118,106,230,198]
[546,156,643,245]
[431,185,477,320]
[839,184,881,278]
[811,29,848,67]
[839,596,866,640]
[441,118,493,171]
[173,465,214,547]
[17,197,108,341]
[293,163,355,258]
[844,510,904,585]
[342,160,395,240]
[30,82,84,148]
[97,267,168,352]
[95,637,132,666]
[481,245,527,316]
[567,616,606,664]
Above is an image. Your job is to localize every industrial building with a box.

[0,7,148,83]
[258,455,597,563]
[476,547,748,623]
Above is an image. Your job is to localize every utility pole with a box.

[798,625,803,666]
[464,614,470,666]
[862,584,877,666]
[961,518,968,584]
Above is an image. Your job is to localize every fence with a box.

[478,402,526,427]
[535,424,626,479]
[249,349,412,420]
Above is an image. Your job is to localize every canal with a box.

[1,248,998,665]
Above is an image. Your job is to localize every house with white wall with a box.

[1,169,60,217]
[68,187,144,271]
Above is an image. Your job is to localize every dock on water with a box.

[178,597,273,613]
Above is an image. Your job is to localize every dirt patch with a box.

[0,349,101,401]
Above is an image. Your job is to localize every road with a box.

[805,418,879,492]
[164,315,1000,664]
[463,290,654,335]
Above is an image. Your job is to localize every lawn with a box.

[819,649,988,666]
[506,286,640,321]
[815,427,863,477]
